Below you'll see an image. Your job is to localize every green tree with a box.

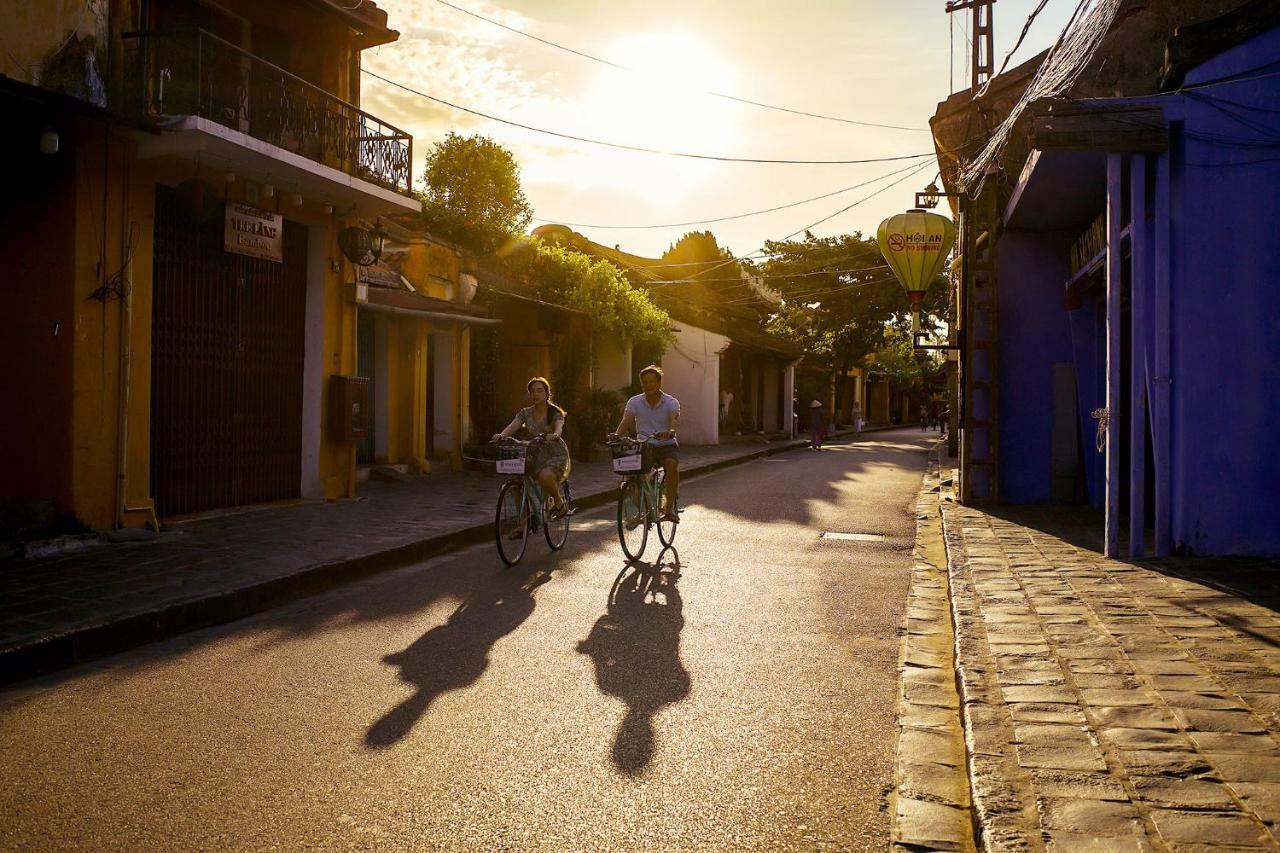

[415,133,533,254]
[504,240,673,348]
[760,231,948,377]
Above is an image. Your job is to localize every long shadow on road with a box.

[365,567,554,748]
[577,548,689,777]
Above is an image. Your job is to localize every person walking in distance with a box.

[609,365,682,523]
[808,399,828,450]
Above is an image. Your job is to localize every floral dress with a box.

[518,406,571,480]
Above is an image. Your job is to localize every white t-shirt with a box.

[625,391,681,447]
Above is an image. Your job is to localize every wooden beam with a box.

[1032,107,1167,153]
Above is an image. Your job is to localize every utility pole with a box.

[945,0,996,92]
[943,0,1000,502]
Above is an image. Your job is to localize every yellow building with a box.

[1,0,420,534]
[352,222,499,476]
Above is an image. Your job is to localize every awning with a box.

[364,288,500,325]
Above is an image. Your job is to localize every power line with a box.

[605,160,933,288]
[363,69,935,164]
[532,161,928,230]
[431,0,929,132]
[645,263,892,286]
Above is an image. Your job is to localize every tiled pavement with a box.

[0,429,893,683]
[941,492,1280,850]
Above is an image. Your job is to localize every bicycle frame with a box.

[625,464,663,523]
[507,473,547,529]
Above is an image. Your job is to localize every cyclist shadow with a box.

[576,547,689,777]
[365,569,551,748]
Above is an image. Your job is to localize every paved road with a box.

[0,429,933,850]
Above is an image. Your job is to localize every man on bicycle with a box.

[608,364,681,523]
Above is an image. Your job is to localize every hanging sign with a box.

[224,202,283,262]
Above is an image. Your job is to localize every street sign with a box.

[224,202,283,262]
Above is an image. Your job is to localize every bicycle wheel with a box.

[495,480,530,566]
[655,468,678,547]
[544,480,571,551]
[617,478,648,562]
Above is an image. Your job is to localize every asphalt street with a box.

[0,429,935,851]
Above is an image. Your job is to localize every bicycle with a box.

[491,436,573,567]
[608,437,678,562]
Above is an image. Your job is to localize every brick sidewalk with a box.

[943,498,1280,850]
[0,428,897,684]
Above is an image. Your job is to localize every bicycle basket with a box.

[611,443,643,473]
[495,443,530,475]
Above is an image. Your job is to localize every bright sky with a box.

[361,0,1077,259]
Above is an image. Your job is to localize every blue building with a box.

[931,0,1280,556]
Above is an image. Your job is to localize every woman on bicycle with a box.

[492,376,571,517]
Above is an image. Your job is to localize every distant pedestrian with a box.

[852,403,863,434]
[919,404,929,432]
[809,400,827,450]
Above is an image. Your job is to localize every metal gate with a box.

[150,185,307,517]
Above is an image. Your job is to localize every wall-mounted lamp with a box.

[323,202,334,215]
[338,220,387,267]
[39,128,59,155]
[915,182,966,211]
[263,184,276,200]
[291,192,303,207]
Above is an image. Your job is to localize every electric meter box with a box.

[328,375,371,442]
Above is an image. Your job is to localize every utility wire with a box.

[644,263,892,286]
[431,0,929,132]
[363,70,934,164]
[606,161,933,288]
[532,161,928,230]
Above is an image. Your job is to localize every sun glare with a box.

[559,31,740,203]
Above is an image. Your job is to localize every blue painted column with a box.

[1105,154,1123,558]
[1152,149,1173,556]
[1129,156,1149,558]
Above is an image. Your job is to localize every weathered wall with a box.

[1,0,109,100]
[1169,25,1280,554]
[661,325,729,445]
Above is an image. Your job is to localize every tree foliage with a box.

[415,133,533,254]
[504,240,673,348]
[759,232,948,374]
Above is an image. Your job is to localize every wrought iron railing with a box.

[127,29,412,194]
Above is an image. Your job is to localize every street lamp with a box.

[915,181,967,212]
[915,182,941,209]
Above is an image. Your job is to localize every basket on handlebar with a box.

[611,442,643,473]
[495,442,531,476]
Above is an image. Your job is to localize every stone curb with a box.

[941,490,1044,852]
[891,442,976,852]
[0,428,893,686]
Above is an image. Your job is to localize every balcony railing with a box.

[127,29,412,194]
